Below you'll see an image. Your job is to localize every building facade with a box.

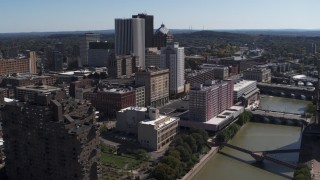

[91,87,136,118]
[145,48,161,68]
[115,18,145,69]
[79,33,100,67]
[132,14,154,48]
[138,107,179,151]
[88,42,113,67]
[2,90,101,180]
[153,24,173,49]
[189,80,234,122]
[233,80,257,102]
[135,67,169,107]
[0,59,30,76]
[107,54,137,78]
[243,67,271,83]
[160,42,185,96]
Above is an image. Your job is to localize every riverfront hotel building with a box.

[189,80,234,122]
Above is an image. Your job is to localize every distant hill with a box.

[1,29,320,39]
[221,29,320,37]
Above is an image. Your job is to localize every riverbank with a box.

[182,146,219,180]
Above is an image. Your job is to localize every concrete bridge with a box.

[251,109,310,126]
[221,143,299,169]
[257,83,315,99]
[271,76,317,86]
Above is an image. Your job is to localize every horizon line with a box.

[1,28,320,34]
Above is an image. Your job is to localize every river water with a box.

[192,96,310,180]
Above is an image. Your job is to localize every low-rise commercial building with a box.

[116,106,179,151]
[243,67,271,83]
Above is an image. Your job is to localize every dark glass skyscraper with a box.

[132,13,154,48]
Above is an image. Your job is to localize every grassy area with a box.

[101,152,140,169]
[100,142,147,179]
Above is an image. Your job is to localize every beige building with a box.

[243,67,271,83]
[138,108,179,151]
[108,54,137,78]
[135,67,169,107]
[116,106,179,151]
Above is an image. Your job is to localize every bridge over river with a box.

[221,143,299,169]
[257,82,315,99]
[251,109,310,126]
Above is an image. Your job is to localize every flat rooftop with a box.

[205,106,244,126]
[16,85,61,93]
[140,115,179,130]
[234,80,256,92]
[118,106,147,112]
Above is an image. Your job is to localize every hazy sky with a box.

[1,0,319,33]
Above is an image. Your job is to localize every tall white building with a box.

[79,33,100,67]
[160,42,185,96]
[115,18,145,69]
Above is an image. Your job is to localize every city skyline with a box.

[1,0,320,33]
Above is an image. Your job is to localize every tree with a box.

[151,163,177,180]
[306,103,316,115]
[161,156,182,177]
[134,149,149,161]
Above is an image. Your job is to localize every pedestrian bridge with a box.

[221,143,299,169]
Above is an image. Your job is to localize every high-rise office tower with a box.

[2,88,101,180]
[160,42,185,96]
[88,41,113,67]
[132,13,154,48]
[79,33,100,67]
[153,24,173,49]
[52,51,63,71]
[115,18,145,69]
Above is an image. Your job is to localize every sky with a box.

[0,0,319,33]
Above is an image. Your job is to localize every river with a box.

[192,96,310,180]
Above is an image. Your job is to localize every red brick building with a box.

[92,88,136,118]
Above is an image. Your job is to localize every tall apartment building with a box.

[107,54,137,78]
[243,67,271,83]
[160,42,185,96]
[145,48,161,67]
[135,67,169,107]
[189,80,234,122]
[29,51,37,74]
[132,13,154,48]
[79,33,100,67]
[2,90,101,180]
[153,24,173,49]
[0,59,30,76]
[91,87,136,118]
[88,42,113,67]
[115,18,145,69]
